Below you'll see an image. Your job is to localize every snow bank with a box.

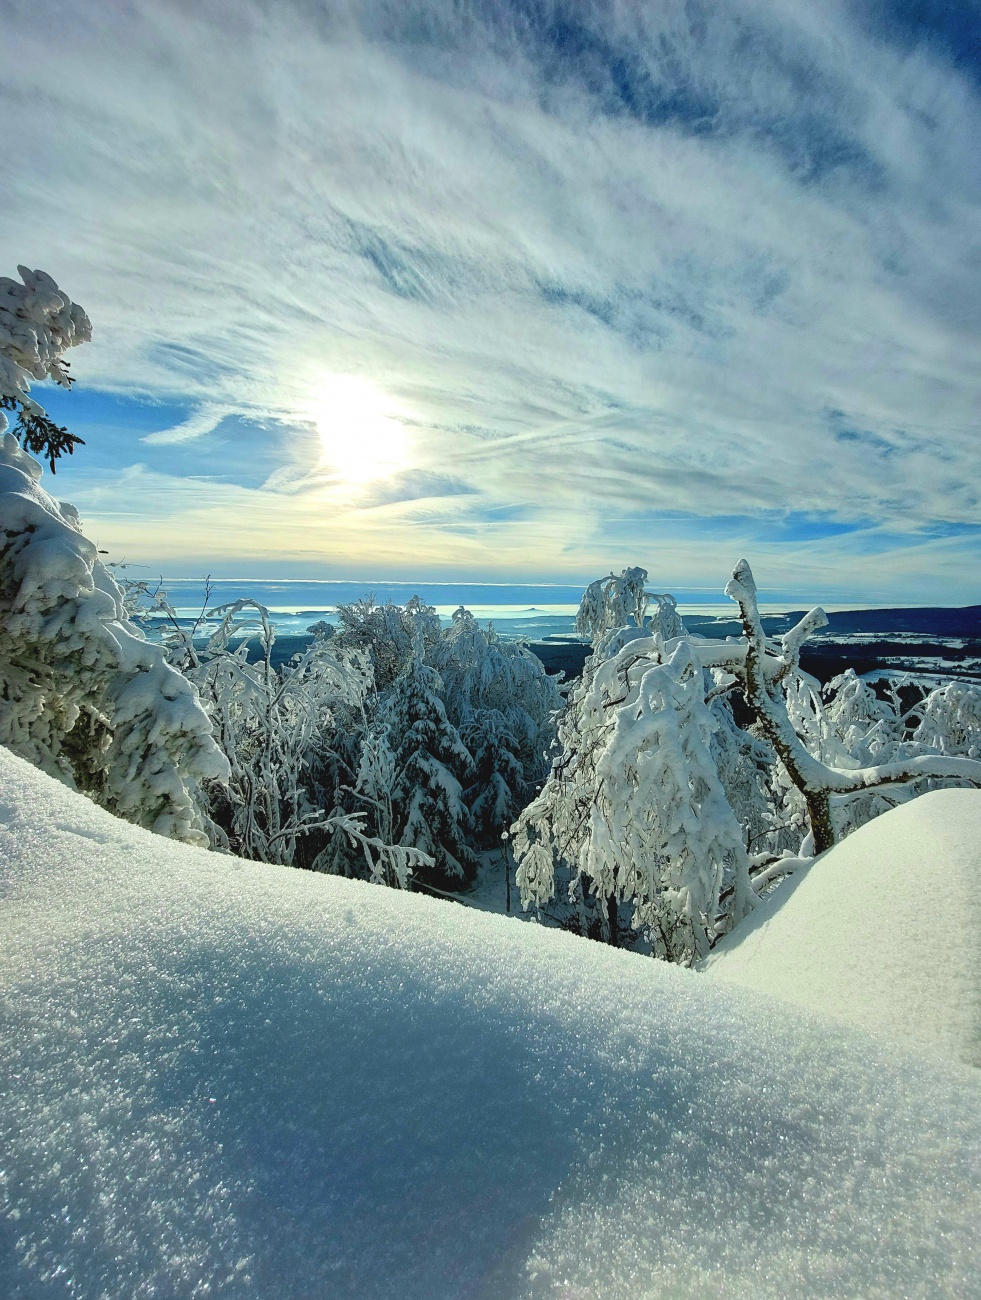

[704,789,981,1068]
[1,747,980,1299]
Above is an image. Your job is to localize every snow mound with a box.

[1,747,980,1299]
[703,789,981,1068]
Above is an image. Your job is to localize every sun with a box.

[309,376,410,485]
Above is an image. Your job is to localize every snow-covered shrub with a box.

[0,266,91,469]
[0,433,228,843]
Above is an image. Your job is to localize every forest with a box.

[2,265,980,967]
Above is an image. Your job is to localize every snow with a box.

[0,266,91,407]
[1,747,980,1298]
[703,788,981,1068]
[0,435,227,843]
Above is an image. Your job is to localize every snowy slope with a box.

[1,748,980,1299]
[703,789,981,1068]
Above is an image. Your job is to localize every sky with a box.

[2,0,980,603]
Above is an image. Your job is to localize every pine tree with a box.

[464,708,524,847]
[384,649,477,889]
[0,434,228,843]
[438,606,562,842]
[0,266,91,470]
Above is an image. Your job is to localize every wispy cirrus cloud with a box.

[1,0,980,598]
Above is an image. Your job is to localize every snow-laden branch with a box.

[0,267,92,469]
[724,558,981,852]
[0,436,228,843]
[322,810,431,890]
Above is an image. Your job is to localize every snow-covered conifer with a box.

[437,606,562,839]
[0,267,91,469]
[514,638,755,961]
[0,433,228,843]
[463,708,525,846]
[383,647,477,889]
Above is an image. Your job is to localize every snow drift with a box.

[703,787,981,1068]
[1,747,980,1299]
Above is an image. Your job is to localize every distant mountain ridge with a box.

[685,605,981,641]
[530,605,981,684]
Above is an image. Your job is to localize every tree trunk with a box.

[606,892,619,947]
[806,789,835,855]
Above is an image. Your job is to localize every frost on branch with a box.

[0,267,91,470]
[0,435,228,843]
[320,810,432,890]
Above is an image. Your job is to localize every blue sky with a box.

[2,0,980,602]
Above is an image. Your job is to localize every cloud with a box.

[141,404,232,445]
[1,0,980,596]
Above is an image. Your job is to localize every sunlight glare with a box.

[310,376,410,485]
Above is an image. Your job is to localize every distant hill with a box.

[684,605,981,641]
[529,605,981,685]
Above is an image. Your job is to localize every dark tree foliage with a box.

[1,393,84,472]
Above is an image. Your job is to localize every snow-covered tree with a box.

[515,558,981,959]
[325,602,562,877]
[724,560,981,853]
[197,603,372,864]
[0,266,91,470]
[436,606,562,840]
[823,670,902,765]
[333,594,442,691]
[119,583,375,865]
[0,433,228,843]
[909,681,981,760]
[575,566,686,650]
[514,639,755,961]
[382,648,477,890]
[575,567,649,646]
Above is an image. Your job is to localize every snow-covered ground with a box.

[703,788,981,1068]
[2,747,980,1298]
